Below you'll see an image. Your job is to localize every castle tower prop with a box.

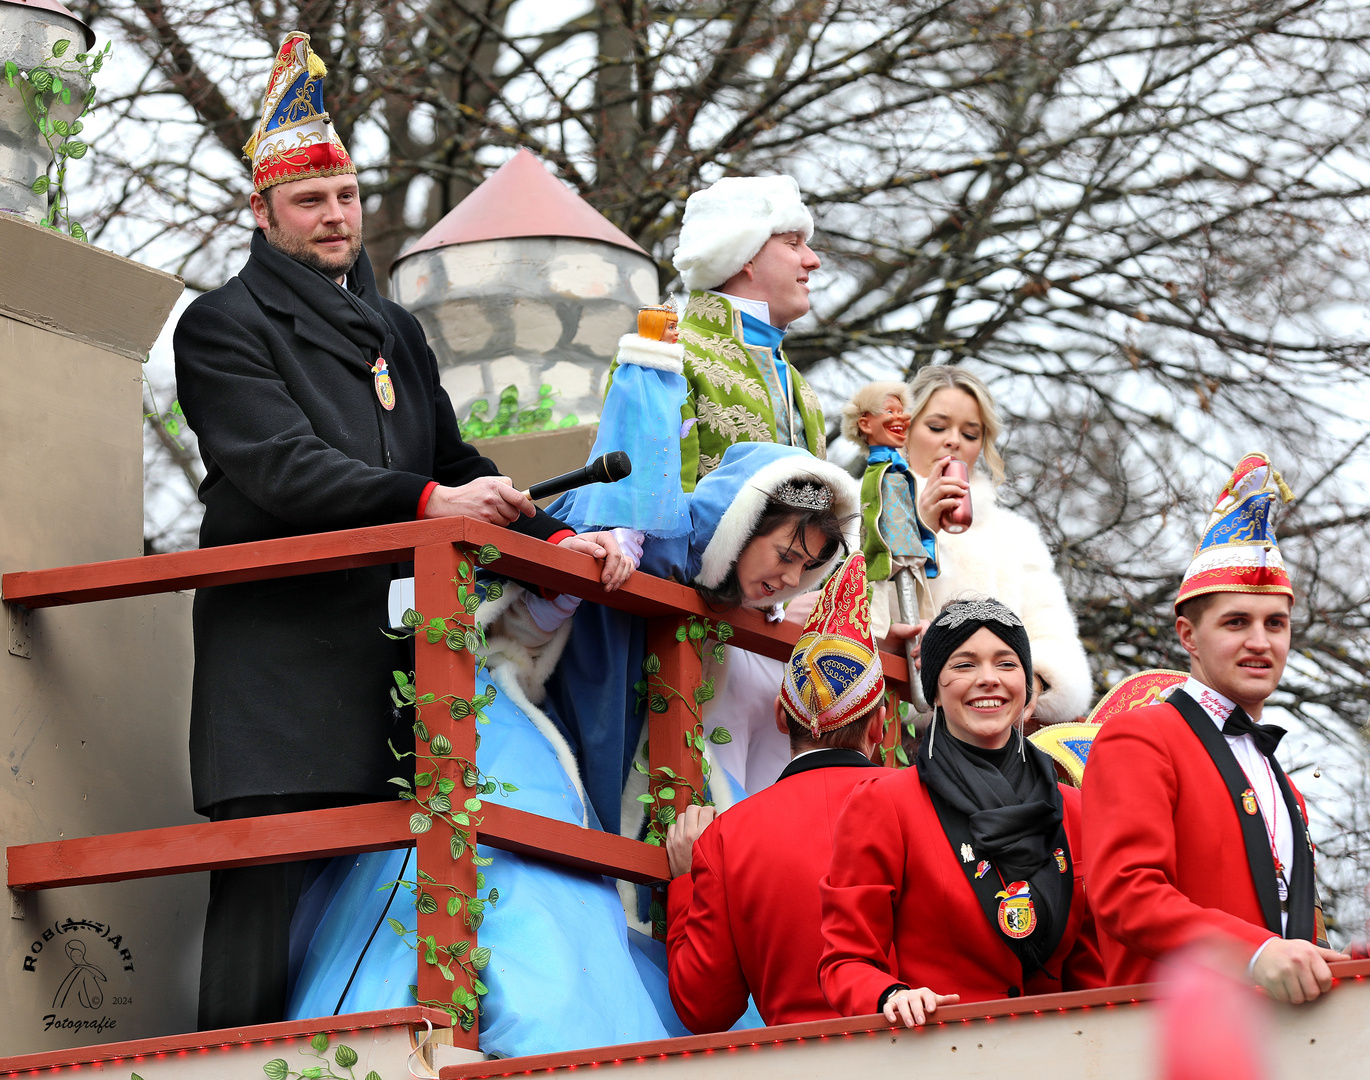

[391,149,659,433]
[0,0,96,223]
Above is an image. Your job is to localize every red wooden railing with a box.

[2,516,911,1051]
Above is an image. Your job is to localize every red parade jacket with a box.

[818,768,1103,1017]
[1081,701,1309,986]
[667,749,884,1032]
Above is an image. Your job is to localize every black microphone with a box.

[524,451,633,501]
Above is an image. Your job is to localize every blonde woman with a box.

[890,365,1091,725]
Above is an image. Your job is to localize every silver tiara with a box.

[773,479,834,512]
[935,598,1023,629]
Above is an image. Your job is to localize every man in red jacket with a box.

[1084,453,1347,1002]
[664,553,892,1031]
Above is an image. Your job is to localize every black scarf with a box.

[917,714,1072,982]
[247,228,395,369]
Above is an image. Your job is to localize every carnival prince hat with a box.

[1175,451,1295,611]
[243,32,355,192]
[780,552,885,737]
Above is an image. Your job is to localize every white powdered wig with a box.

[673,175,815,292]
[696,456,860,604]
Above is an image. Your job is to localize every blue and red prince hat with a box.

[780,553,886,737]
[243,32,355,192]
[1175,451,1295,611]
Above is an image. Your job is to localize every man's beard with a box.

[264,221,363,279]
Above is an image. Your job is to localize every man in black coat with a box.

[175,34,631,1029]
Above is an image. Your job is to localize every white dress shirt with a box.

[709,290,773,326]
[1182,677,1292,965]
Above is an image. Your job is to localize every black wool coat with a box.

[174,232,565,812]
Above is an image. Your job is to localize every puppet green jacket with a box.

[860,457,938,584]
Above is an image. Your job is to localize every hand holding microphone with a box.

[522,451,632,501]
[422,452,634,525]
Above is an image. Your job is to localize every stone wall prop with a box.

[392,236,659,433]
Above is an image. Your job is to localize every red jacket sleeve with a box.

[1059,787,1106,990]
[818,777,905,1016]
[666,825,751,1033]
[1082,717,1276,962]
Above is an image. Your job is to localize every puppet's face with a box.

[857,396,911,448]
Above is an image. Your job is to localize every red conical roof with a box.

[3,0,96,49]
[398,149,649,261]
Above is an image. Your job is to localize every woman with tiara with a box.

[818,597,1104,1027]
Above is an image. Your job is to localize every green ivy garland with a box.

[381,542,510,1032]
[262,1031,374,1080]
[632,616,735,842]
[3,38,110,239]
[458,383,580,440]
[135,1029,377,1080]
[875,695,914,768]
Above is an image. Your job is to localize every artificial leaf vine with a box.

[258,1030,377,1080]
[3,38,110,239]
[383,542,512,1032]
[632,616,734,848]
[875,694,913,768]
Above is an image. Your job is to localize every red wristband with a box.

[416,481,439,520]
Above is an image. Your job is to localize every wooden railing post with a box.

[879,688,908,768]
[413,539,479,1049]
[644,616,707,937]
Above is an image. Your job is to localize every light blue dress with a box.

[286,664,673,1055]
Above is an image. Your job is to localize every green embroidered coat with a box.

[673,291,826,490]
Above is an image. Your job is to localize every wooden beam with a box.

[7,801,669,892]
[1,517,471,608]
[1,514,909,691]
[435,966,1370,1078]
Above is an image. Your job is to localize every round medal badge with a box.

[372,358,396,411]
[995,881,1037,940]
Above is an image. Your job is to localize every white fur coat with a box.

[873,472,1093,724]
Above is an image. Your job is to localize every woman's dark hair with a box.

[695,483,853,608]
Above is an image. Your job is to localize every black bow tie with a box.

[1221,708,1286,758]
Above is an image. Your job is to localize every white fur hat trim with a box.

[696,456,860,603]
[673,175,815,292]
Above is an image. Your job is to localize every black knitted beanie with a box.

[920,598,1034,708]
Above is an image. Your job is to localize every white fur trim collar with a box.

[614,333,685,374]
[696,456,860,604]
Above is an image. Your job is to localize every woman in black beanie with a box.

[818,597,1104,1026]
